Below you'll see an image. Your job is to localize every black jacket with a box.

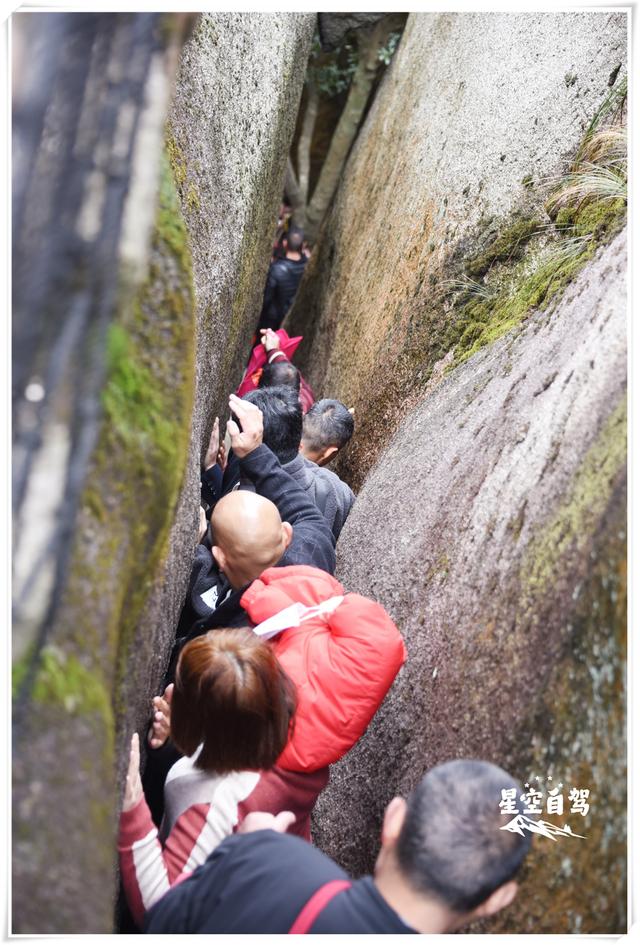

[177,444,336,653]
[145,830,414,934]
[258,255,307,330]
[222,451,355,543]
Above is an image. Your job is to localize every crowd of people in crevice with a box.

[116,217,532,934]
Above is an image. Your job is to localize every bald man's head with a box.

[211,491,293,589]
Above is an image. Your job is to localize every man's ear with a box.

[471,881,518,920]
[281,522,293,550]
[318,445,339,467]
[212,545,226,572]
[380,796,407,849]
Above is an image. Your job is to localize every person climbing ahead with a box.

[182,394,336,637]
[258,327,315,412]
[258,226,307,331]
[300,396,355,467]
[119,629,323,928]
[143,759,531,934]
[221,386,355,543]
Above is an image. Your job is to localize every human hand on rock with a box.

[123,733,143,812]
[204,417,220,470]
[227,394,263,459]
[148,684,174,749]
[198,506,207,543]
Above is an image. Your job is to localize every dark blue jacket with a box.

[145,830,414,934]
[259,255,307,330]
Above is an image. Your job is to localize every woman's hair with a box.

[171,628,297,774]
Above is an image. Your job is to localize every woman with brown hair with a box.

[118,628,328,928]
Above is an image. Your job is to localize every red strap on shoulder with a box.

[288,879,352,934]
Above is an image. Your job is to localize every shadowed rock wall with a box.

[288,12,626,935]
[12,12,314,933]
[12,13,191,933]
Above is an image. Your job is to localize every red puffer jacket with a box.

[240,565,407,772]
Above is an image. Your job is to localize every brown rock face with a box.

[289,11,626,935]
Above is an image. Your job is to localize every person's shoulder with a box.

[309,462,339,483]
[248,830,347,881]
[283,454,313,486]
[307,461,355,497]
[270,259,290,278]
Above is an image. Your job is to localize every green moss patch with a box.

[465,216,540,279]
[165,129,187,191]
[446,193,626,368]
[102,323,180,468]
[14,645,113,722]
[522,396,626,594]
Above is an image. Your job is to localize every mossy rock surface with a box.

[13,149,196,934]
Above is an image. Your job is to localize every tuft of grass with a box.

[443,275,497,302]
[546,75,626,215]
[578,126,626,168]
[576,74,627,163]
[547,164,626,213]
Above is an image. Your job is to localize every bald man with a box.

[176,395,335,649]
[209,490,292,589]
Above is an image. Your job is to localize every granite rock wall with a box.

[12,12,314,932]
[287,12,627,934]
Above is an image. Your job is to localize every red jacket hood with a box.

[241,565,407,773]
[241,565,345,623]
